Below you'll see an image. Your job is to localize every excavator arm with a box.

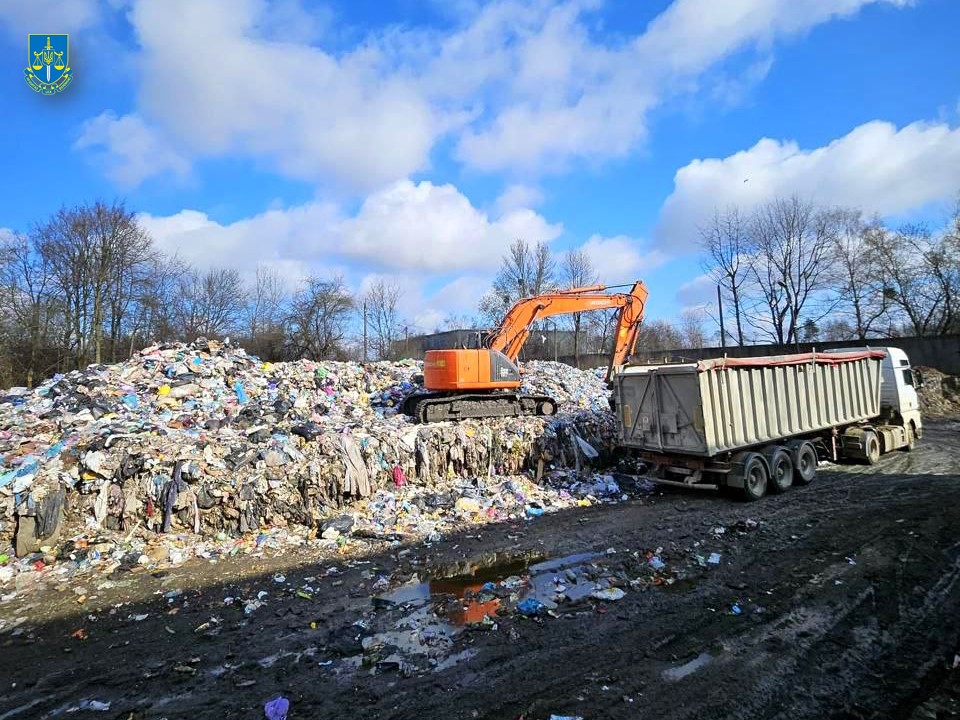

[487,280,649,380]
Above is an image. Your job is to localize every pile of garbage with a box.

[916,366,960,417]
[0,340,617,557]
[521,361,611,413]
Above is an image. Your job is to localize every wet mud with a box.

[1,420,959,719]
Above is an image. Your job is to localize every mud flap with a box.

[725,473,745,489]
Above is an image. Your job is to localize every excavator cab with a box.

[423,348,520,391]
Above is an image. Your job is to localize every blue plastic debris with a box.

[517,598,547,616]
[731,603,743,615]
[264,696,290,720]
[649,555,665,571]
[0,456,38,489]
[234,381,249,404]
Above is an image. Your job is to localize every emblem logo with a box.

[25,35,72,95]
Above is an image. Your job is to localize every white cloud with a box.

[0,1,100,37]
[121,0,456,192]
[453,0,910,173]
[336,180,562,272]
[78,0,914,188]
[578,234,668,283]
[633,0,912,78]
[676,274,716,308]
[139,179,560,278]
[494,184,544,214]
[656,119,960,250]
[74,112,190,187]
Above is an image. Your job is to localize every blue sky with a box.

[1,0,959,333]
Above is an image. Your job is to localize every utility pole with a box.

[362,301,368,363]
[717,284,726,349]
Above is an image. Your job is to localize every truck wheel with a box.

[862,430,881,465]
[764,447,794,494]
[790,441,817,486]
[902,424,916,452]
[738,453,769,502]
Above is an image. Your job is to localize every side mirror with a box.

[914,368,924,389]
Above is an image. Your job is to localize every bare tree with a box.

[828,211,891,340]
[287,276,354,360]
[744,197,838,345]
[0,233,58,386]
[438,313,477,331]
[561,248,598,367]
[678,308,707,348]
[245,265,288,359]
[866,224,945,336]
[700,207,750,345]
[133,253,187,346]
[635,319,684,353]
[479,239,555,325]
[364,279,403,360]
[31,201,155,368]
[174,267,247,339]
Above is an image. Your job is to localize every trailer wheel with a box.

[764,447,794,494]
[737,453,769,502]
[790,441,817,486]
[862,430,881,465]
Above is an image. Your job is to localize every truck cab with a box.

[830,346,922,439]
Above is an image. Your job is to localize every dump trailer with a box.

[614,348,923,500]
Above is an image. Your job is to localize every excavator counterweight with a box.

[402,281,648,423]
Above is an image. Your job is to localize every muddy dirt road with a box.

[2,421,959,719]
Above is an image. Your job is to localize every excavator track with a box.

[401,392,557,424]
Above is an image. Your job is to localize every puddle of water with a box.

[373,550,605,625]
[433,648,478,671]
[361,550,619,675]
[662,652,714,681]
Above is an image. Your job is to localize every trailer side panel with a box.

[617,352,884,457]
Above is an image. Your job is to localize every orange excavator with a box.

[402,281,649,423]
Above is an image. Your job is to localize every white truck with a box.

[614,347,922,500]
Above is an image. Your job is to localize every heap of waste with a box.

[0,340,617,557]
[916,366,960,417]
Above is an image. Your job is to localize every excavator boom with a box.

[488,281,649,380]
